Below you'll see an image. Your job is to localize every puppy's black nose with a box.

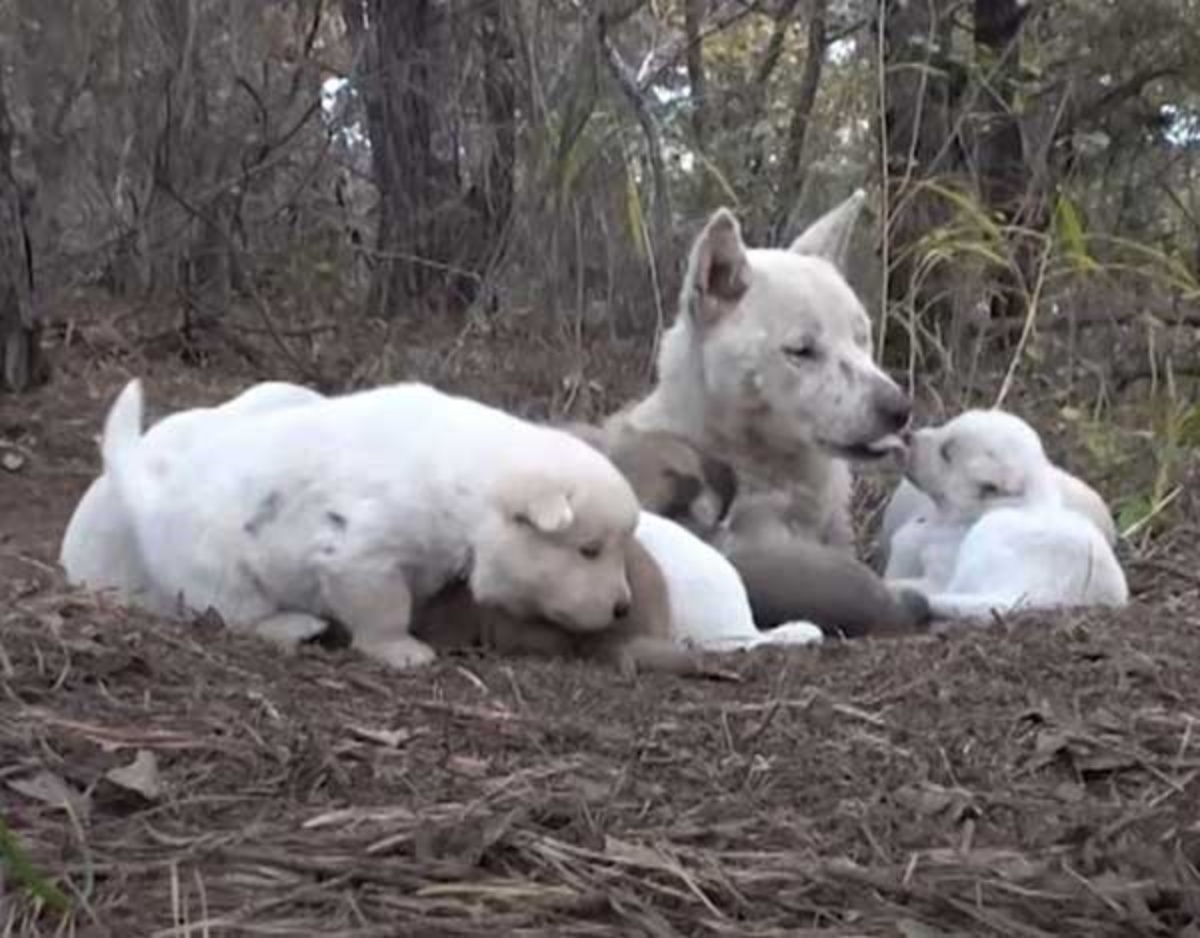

[613,600,631,620]
[878,387,912,432]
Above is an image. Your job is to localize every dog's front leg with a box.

[318,556,435,670]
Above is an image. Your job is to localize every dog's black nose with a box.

[613,600,631,620]
[878,387,912,432]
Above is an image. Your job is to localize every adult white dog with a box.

[609,191,910,549]
[60,381,326,613]
[886,409,1128,622]
[99,379,641,669]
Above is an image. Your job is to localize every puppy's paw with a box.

[357,635,437,670]
[251,612,330,652]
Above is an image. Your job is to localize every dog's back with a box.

[929,504,1128,621]
[63,381,326,607]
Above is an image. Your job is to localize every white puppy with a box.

[99,379,641,669]
[879,464,1117,564]
[61,381,325,613]
[635,511,823,651]
[887,410,1128,622]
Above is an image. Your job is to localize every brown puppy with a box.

[557,422,738,539]
[410,536,718,676]
[722,493,930,638]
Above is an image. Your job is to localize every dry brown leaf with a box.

[105,749,163,800]
[347,724,419,748]
[7,770,90,818]
[604,836,665,869]
[447,755,491,778]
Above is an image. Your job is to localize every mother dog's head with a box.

[469,436,640,633]
[660,192,910,461]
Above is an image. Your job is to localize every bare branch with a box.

[598,14,672,251]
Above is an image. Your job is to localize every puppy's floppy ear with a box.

[788,188,866,274]
[683,208,750,328]
[970,451,1025,499]
[517,491,574,535]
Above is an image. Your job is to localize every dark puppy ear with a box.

[659,469,703,521]
[699,455,739,520]
[682,209,751,329]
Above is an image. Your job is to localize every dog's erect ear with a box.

[788,189,867,274]
[517,491,575,535]
[684,208,750,328]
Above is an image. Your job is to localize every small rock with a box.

[1,451,25,472]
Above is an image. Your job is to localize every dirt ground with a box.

[2,299,1199,936]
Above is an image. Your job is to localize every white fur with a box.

[612,192,910,548]
[886,409,1128,623]
[635,511,823,650]
[60,381,325,614]
[879,466,1117,564]
[98,379,641,669]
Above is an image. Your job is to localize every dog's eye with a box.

[978,482,1001,499]
[579,542,602,560]
[939,441,954,463]
[783,342,818,364]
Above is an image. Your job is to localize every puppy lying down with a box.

[886,409,1128,622]
[61,381,325,613]
[407,424,822,663]
[719,492,930,638]
[569,422,927,639]
[411,521,703,676]
[99,379,641,670]
[412,510,824,670]
[634,511,825,651]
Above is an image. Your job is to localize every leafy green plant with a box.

[0,815,71,915]
[1114,394,1198,541]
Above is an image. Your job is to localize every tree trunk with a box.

[771,0,829,242]
[0,55,45,393]
[479,0,517,257]
[973,0,1033,325]
[684,0,708,150]
[350,0,471,318]
[878,0,963,336]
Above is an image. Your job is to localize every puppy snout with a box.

[613,599,631,620]
[876,382,912,432]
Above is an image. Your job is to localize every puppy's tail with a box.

[101,379,154,516]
